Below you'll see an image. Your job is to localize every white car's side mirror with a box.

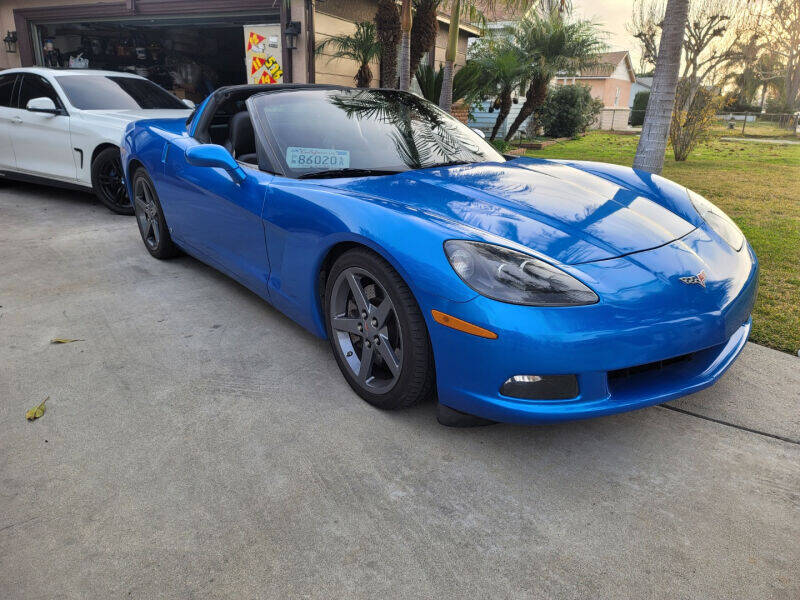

[471,127,486,139]
[182,98,196,109]
[26,96,61,115]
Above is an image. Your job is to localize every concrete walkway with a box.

[1,182,798,599]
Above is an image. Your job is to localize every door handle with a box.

[11,116,23,124]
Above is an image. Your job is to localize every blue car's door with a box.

[160,136,271,297]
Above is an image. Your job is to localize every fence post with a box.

[742,112,748,136]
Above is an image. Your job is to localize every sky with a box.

[572,0,644,70]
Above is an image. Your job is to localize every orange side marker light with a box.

[431,310,498,340]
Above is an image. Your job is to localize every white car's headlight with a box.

[444,240,598,306]
[687,189,744,251]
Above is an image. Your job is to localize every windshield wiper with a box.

[425,160,473,169]
[298,168,402,179]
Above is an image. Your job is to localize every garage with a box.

[5,0,288,102]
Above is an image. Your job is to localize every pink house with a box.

[554,51,636,108]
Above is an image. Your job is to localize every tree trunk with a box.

[490,90,512,141]
[440,61,454,113]
[632,0,689,174]
[356,64,373,88]
[410,0,438,78]
[399,1,412,91]
[504,78,547,141]
[438,0,460,112]
[375,0,401,88]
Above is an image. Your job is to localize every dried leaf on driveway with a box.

[50,338,83,344]
[26,397,49,421]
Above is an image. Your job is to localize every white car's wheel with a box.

[91,147,133,215]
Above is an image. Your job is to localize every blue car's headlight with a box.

[444,240,598,306]
[687,189,744,251]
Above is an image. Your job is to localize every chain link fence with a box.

[625,110,799,139]
[716,113,799,139]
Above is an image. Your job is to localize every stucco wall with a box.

[316,3,471,87]
[431,20,469,69]
[554,78,632,108]
[314,9,381,87]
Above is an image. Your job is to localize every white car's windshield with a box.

[56,75,187,110]
[250,88,504,178]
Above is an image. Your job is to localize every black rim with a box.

[133,178,161,250]
[329,267,403,393]
[97,155,129,208]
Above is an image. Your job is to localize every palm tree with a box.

[375,0,402,87]
[417,60,482,104]
[399,0,413,90]
[632,0,689,174]
[438,0,541,115]
[317,22,382,88]
[503,10,604,141]
[411,0,440,77]
[470,37,527,140]
[439,0,462,113]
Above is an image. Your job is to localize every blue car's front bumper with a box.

[425,234,758,424]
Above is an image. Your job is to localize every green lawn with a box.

[522,132,800,354]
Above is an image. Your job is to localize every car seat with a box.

[224,111,258,165]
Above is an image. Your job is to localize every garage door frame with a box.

[14,0,285,76]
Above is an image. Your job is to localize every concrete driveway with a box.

[1,182,798,599]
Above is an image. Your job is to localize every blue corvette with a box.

[121,84,758,426]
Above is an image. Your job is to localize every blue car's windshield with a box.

[249,88,504,178]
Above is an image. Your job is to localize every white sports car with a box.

[0,68,193,214]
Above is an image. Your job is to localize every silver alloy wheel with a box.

[329,266,403,393]
[134,178,161,250]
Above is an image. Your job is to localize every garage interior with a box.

[32,14,279,103]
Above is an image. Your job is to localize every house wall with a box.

[431,20,469,69]
[555,77,632,108]
[314,8,380,87]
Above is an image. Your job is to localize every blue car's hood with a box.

[327,159,695,265]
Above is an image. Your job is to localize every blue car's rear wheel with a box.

[325,249,434,410]
[132,169,179,260]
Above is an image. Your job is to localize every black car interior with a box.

[223,110,257,164]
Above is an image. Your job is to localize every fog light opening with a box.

[500,374,579,400]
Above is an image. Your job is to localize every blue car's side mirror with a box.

[185,144,247,184]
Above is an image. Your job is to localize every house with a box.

[0,0,478,96]
[470,47,638,137]
[553,50,636,130]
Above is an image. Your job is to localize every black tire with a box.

[91,147,133,215]
[324,248,434,410]
[131,168,179,259]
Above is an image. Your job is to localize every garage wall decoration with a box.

[244,25,283,85]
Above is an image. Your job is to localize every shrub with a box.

[670,80,725,161]
[539,84,603,138]
[490,139,512,153]
[630,91,649,126]
[415,61,484,107]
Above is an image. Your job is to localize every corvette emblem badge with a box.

[679,270,707,288]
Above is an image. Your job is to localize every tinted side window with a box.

[18,74,62,110]
[0,74,16,108]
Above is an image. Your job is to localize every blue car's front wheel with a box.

[324,248,434,410]
[132,168,179,260]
